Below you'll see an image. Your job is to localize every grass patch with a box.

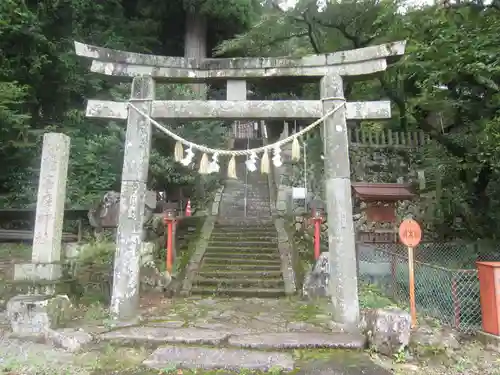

[0,243,31,259]
[291,303,321,322]
[359,283,398,309]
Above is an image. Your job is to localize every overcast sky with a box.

[280,0,435,10]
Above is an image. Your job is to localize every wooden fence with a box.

[348,128,431,148]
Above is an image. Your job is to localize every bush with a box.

[69,241,115,305]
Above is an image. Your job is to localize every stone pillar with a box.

[32,133,71,265]
[320,74,360,327]
[8,133,72,336]
[227,80,247,143]
[110,76,155,321]
[226,80,247,101]
[14,132,71,291]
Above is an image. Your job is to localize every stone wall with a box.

[280,144,420,191]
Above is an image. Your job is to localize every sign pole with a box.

[407,246,417,328]
[398,218,422,329]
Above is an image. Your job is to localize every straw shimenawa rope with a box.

[127,98,345,157]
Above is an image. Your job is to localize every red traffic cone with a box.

[185,200,192,217]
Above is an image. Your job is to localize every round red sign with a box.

[399,219,422,248]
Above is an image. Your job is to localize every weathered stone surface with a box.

[87,190,157,229]
[274,217,296,295]
[146,320,185,328]
[31,133,70,281]
[76,41,405,70]
[13,263,62,282]
[100,326,230,345]
[75,40,406,80]
[7,295,72,338]
[143,345,295,371]
[287,321,319,332]
[147,100,391,120]
[45,328,93,352]
[303,252,330,298]
[321,74,360,327]
[228,332,366,349]
[296,358,392,375]
[110,75,155,321]
[0,337,90,375]
[193,323,252,336]
[140,265,171,291]
[360,308,411,356]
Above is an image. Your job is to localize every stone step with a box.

[228,332,367,350]
[203,251,280,260]
[205,247,279,254]
[190,286,286,298]
[216,217,273,222]
[198,270,283,279]
[194,277,284,288]
[101,327,366,351]
[144,346,294,372]
[210,235,277,241]
[210,233,277,239]
[202,256,281,264]
[207,243,278,250]
[201,263,282,271]
[213,226,275,233]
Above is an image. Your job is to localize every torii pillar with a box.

[321,74,359,326]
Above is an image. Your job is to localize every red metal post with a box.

[164,209,176,274]
[314,218,321,260]
[166,220,173,273]
[451,274,461,329]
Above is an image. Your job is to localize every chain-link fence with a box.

[356,242,498,332]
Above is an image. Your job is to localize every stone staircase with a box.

[217,155,271,221]
[192,141,286,297]
[191,223,285,297]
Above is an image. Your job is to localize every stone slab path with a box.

[0,295,392,374]
[96,295,377,373]
[144,346,295,371]
[227,332,366,349]
[138,295,340,334]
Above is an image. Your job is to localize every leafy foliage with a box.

[217,0,500,239]
[0,0,256,208]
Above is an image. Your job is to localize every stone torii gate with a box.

[74,40,406,324]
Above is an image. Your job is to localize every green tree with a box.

[0,0,253,208]
[216,0,500,238]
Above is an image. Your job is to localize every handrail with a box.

[244,136,249,217]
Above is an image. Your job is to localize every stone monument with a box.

[7,133,73,337]
[74,40,406,325]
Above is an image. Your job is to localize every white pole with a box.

[303,141,307,210]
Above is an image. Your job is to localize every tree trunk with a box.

[184,10,207,98]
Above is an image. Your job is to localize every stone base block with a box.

[14,263,62,282]
[45,328,93,352]
[477,330,500,352]
[6,294,72,338]
[360,308,411,357]
[303,252,330,299]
